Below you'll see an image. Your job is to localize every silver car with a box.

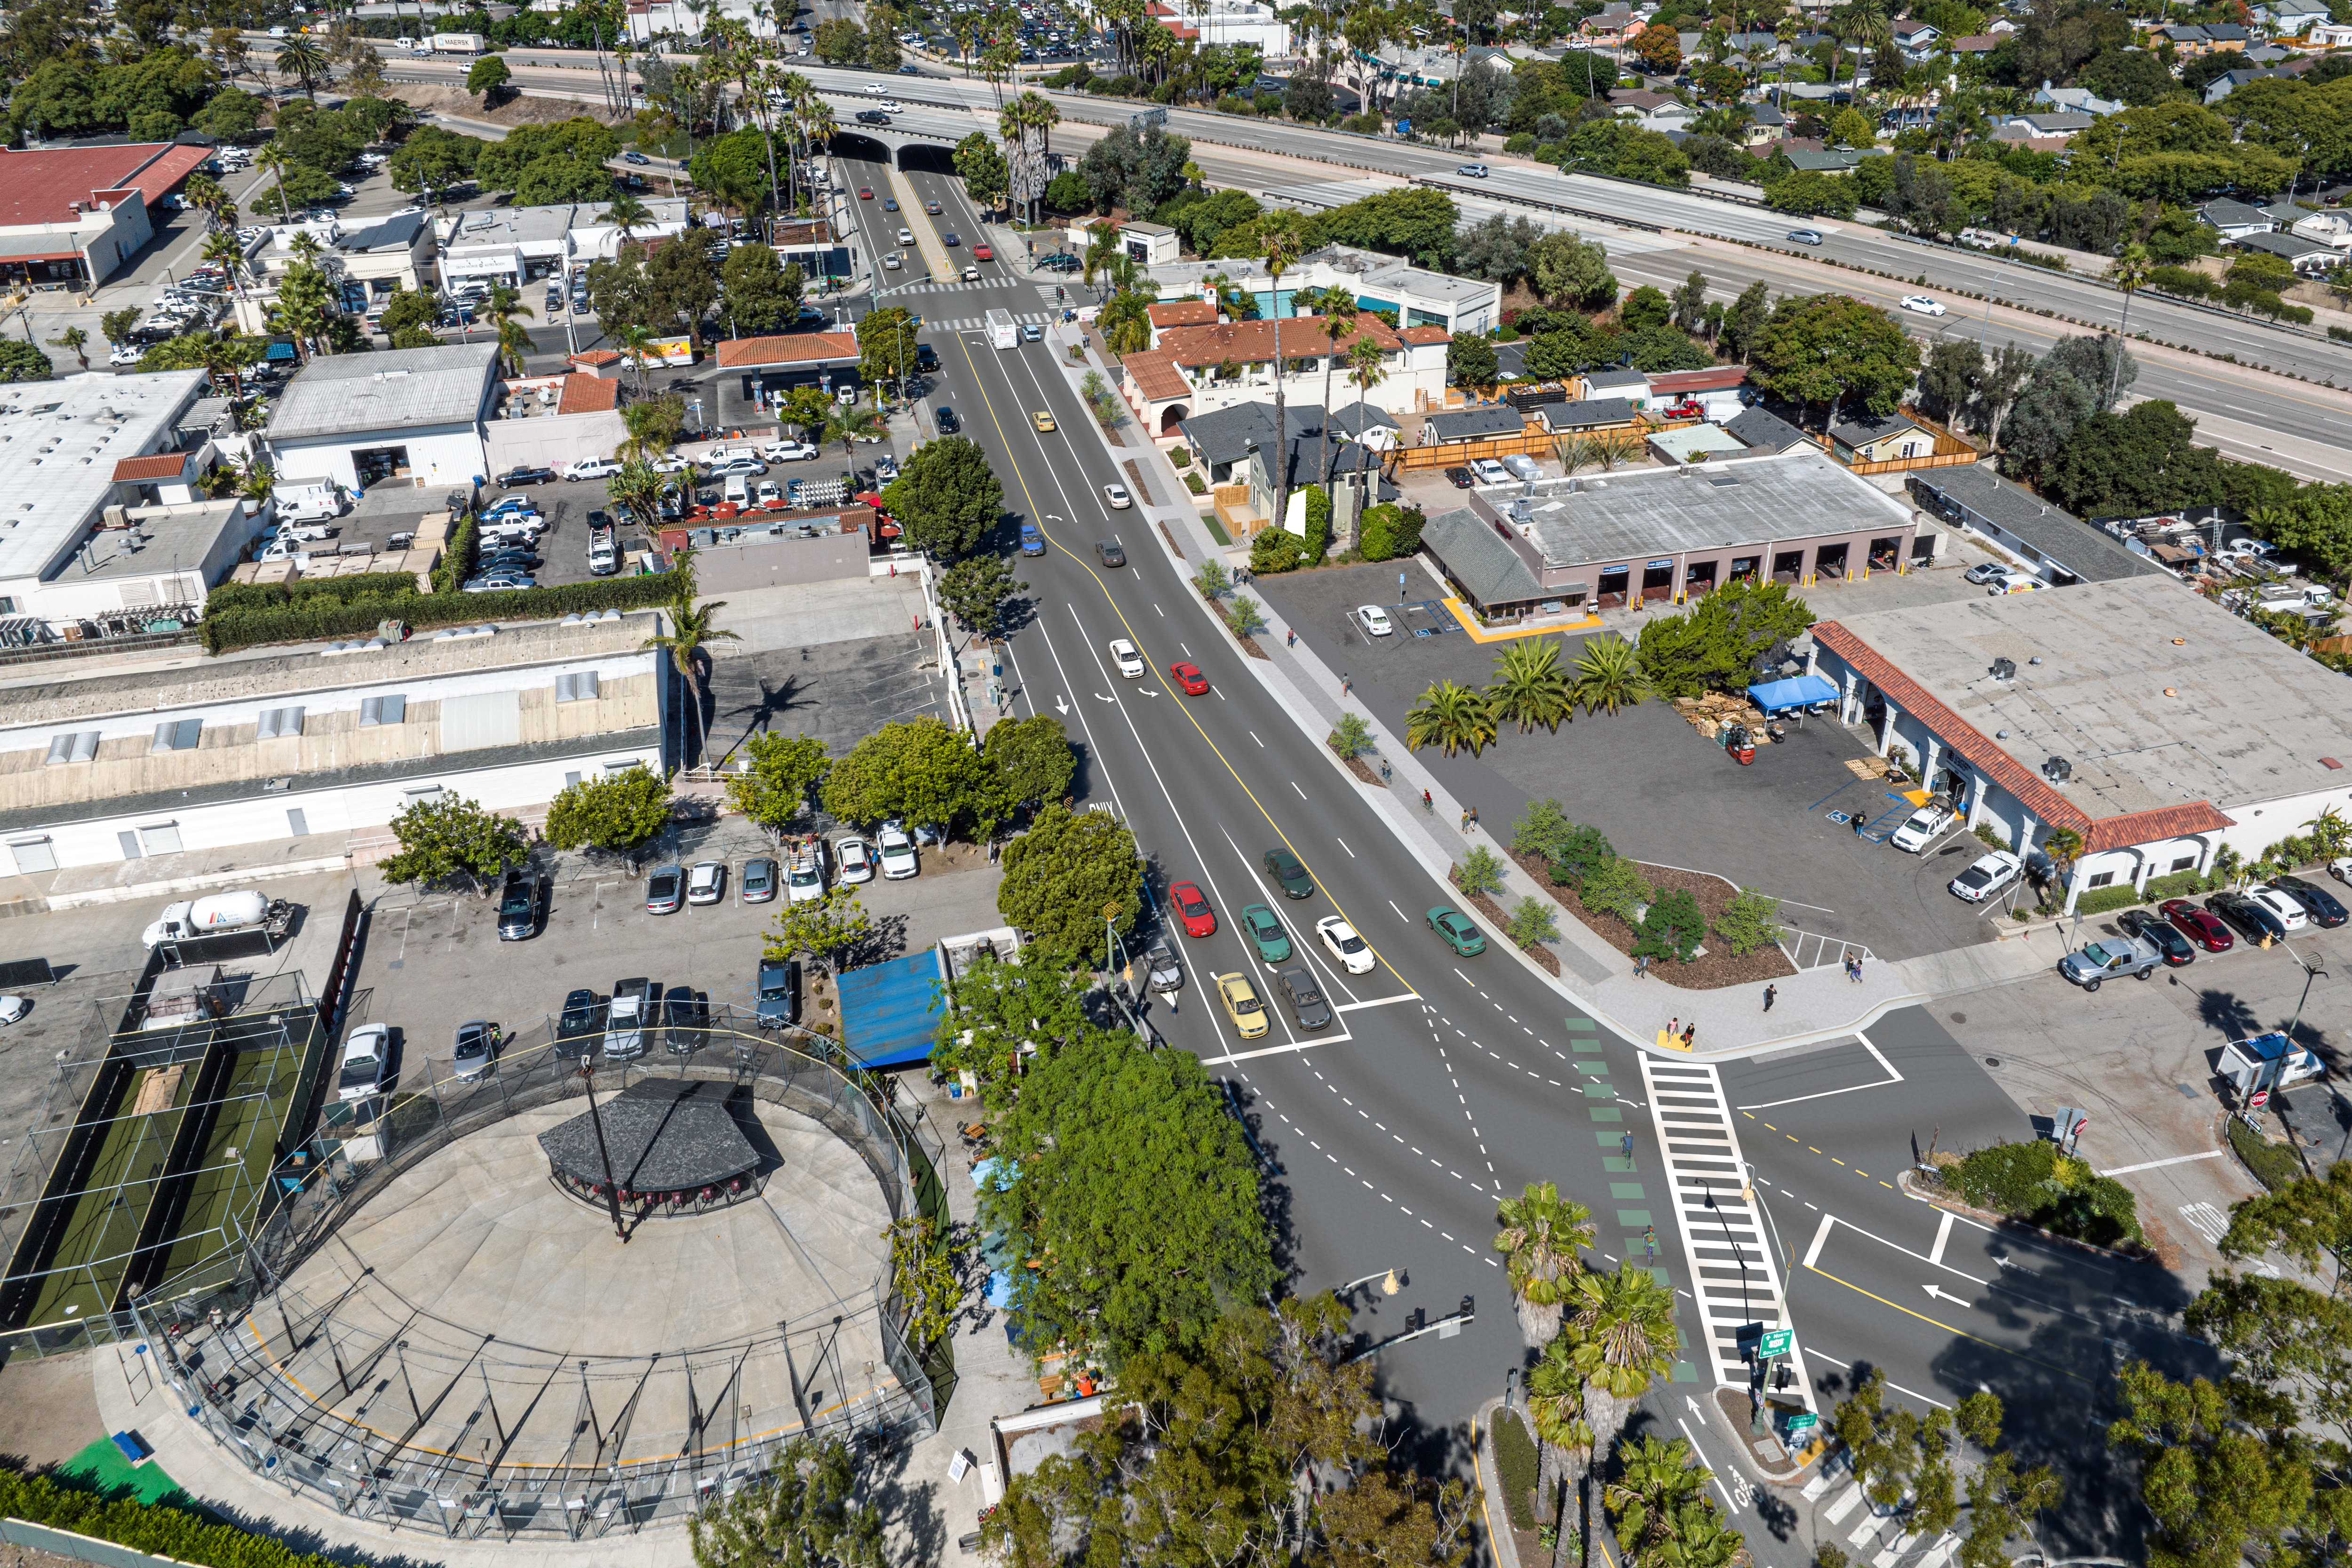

[452,1019,499,1079]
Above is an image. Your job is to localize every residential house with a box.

[1583,367,1653,406]
[1609,89,1700,133]
[2203,65,2289,102]
[1945,32,1999,54]
[1422,405,1527,445]
[1734,102,1788,148]
[1144,243,1504,335]
[1116,310,1446,437]
[1174,400,1399,485]
[2032,81,2124,115]
[1725,406,1818,455]
[1996,110,2096,141]
[2254,0,2328,34]
[2230,230,2341,273]
[2287,208,2352,251]
[1534,397,1641,435]
[1829,412,1935,465]
[2161,22,2249,52]
[1581,3,1646,50]
[2197,199,2280,240]
[1891,19,1940,58]
[2310,19,2352,45]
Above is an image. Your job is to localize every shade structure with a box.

[1745,674,1839,714]
[537,1077,759,1198]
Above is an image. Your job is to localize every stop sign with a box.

[2251,1089,2271,1108]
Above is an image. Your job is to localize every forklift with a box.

[1721,723,1757,765]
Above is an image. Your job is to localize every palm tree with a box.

[1488,639,1575,734]
[826,404,885,471]
[644,587,743,766]
[47,326,90,371]
[1346,334,1388,468]
[256,143,295,224]
[2303,805,2351,865]
[607,456,667,530]
[1493,1182,1595,1345]
[2105,241,2151,409]
[611,322,661,397]
[485,284,537,376]
[1303,284,1359,490]
[1569,635,1647,716]
[1081,223,1122,300]
[1563,1263,1682,1568]
[1605,1436,1712,1562]
[1001,91,1060,225]
[1259,209,1309,538]
[276,32,327,100]
[1524,1334,1592,1568]
[203,229,248,296]
[1647,1500,1748,1568]
[1405,680,1497,757]
[599,192,656,247]
[618,395,685,462]
[1099,289,1152,355]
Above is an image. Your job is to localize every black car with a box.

[555,988,604,1057]
[935,405,960,433]
[1264,847,1314,899]
[1096,540,1126,568]
[914,344,940,373]
[2207,890,2288,943]
[856,109,892,125]
[1274,967,1333,1031]
[496,465,556,486]
[663,985,708,1053]
[1444,465,1475,489]
[2267,874,2349,928]
[478,549,540,571]
[496,868,541,940]
[2116,908,2193,966]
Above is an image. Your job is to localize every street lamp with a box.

[1340,1268,1403,1295]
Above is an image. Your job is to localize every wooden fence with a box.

[1836,409,1982,475]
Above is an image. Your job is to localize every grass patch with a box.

[2228,1116,2306,1191]
[1493,1409,1538,1528]
[1201,511,1232,545]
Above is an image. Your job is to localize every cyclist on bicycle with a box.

[1422,790,1432,810]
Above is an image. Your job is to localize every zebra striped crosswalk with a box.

[1637,1057,1811,1395]
[923,310,1060,332]
[1800,1460,1956,1568]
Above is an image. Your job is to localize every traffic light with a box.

[1056,284,1065,301]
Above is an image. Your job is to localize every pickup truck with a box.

[2057,933,2162,991]
[606,978,652,1059]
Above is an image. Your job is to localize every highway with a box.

[842,138,2201,1566]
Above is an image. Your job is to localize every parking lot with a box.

[1258,557,2031,964]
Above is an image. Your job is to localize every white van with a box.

[275,492,342,525]
[723,471,751,506]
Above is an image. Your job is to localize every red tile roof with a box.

[1811,620,2236,853]
[1121,349,1192,404]
[1149,300,1218,330]
[1152,310,1401,367]
[111,452,191,482]
[0,143,209,227]
[558,374,621,415]
[570,349,623,369]
[1398,325,1451,345]
[713,331,861,370]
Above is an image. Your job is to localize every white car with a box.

[1102,482,1132,510]
[1889,802,1960,852]
[1899,294,1947,316]
[2248,885,2310,932]
[876,823,919,880]
[1355,605,1394,637]
[1315,915,1375,975]
[1948,851,2023,903]
[1455,162,1490,177]
[1470,458,1510,485]
[881,98,904,111]
[762,441,819,462]
[0,995,28,1025]
[650,453,691,473]
[337,1022,391,1101]
[707,455,768,477]
[755,479,783,505]
[884,252,903,269]
[1109,637,1145,678]
[109,343,144,366]
[686,860,727,904]
[564,456,623,481]
[864,81,885,92]
[836,836,874,884]
[897,228,915,246]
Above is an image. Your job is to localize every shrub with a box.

[1358,502,1425,563]
[2279,304,2315,326]
[1972,821,2006,852]
[200,571,677,654]
[2073,884,2144,915]
[0,1463,342,1568]
[1509,894,1561,948]
[2147,264,2214,300]
[1249,526,1305,573]
[1494,1410,1539,1528]
[1328,711,1373,758]
[1631,887,1705,963]
[1169,446,1190,467]
[2330,326,2352,344]
[1224,593,1266,637]
[2143,868,2215,902]
[1947,1139,2141,1247]
[1581,853,1651,924]
[205,572,421,615]
[1546,825,1616,893]
[2227,1116,2305,1191]
[1512,796,1576,860]
[1712,886,1785,956]
[1457,845,1507,897]
[1185,470,1208,494]
[1504,132,1537,155]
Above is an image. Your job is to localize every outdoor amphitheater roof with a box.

[537,1077,759,1194]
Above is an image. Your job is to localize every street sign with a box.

[1759,1328,1792,1356]
[1784,1412,1819,1434]
[2251,1088,2271,1107]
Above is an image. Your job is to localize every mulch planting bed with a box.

[1500,847,1794,990]
[1453,871,1564,977]
[1337,751,1383,786]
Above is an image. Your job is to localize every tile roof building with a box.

[1118,310,1446,436]
[0,141,211,287]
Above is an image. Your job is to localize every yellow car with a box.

[1214,971,1269,1040]
[1032,410,1056,433]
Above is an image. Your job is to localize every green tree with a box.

[1406,681,1498,757]
[821,716,1003,839]
[939,555,1025,638]
[813,16,868,64]
[884,1213,960,1354]
[996,802,1144,963]
[1509,897,1561,949]
[1562,1264,1682,1567]
[854,304,921,393]
[2254,486,2352,592]
[763,884,872,975]
[1569,634,1648,716]
[1513,797,1578,862]
[1633,887,1707,964]
[1712,888,1785,957]
[1748,293,1921,425]
[953,129,1011,212]
[0,341,56,383]
[688,1436,882,1568]
[930,945,1099,1109]
[2109,1363,2307,1568]
[1488,638,1574,734]
[984,714,1076,811]
[1548,826,1616,894]
[1581,854,1654,927]
[543,767,673,852]
[883,439,1001,561]
[644,589,742,764]
[2219,1162,2352,1286]
[1494,1181,1595,1347]
[1328,711,1374,759]
[1526,1336,1594,1567]
[275,31,327,99]
[718,244,805,336]
[1528,230,1620,310]
[1447,331,1500,388]
[1632,579,1814,700]
[1605,1436,1713,1560]
[1458,845,1507,898]
[723,731,833,836]
[378,793,530,894]
[1916,338,1983,427]
[466,53,511,103]
[99,308,143,350]
[45,326,89,371]
[978,1031,1276,1366]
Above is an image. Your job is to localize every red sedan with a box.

[858,186,874,199]
[2161,898,2235,952]
[1168,661,1208,695]
[1170,881,1217,938]
[973,243,994,261]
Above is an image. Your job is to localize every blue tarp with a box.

[836,948,947,1069]
[1746,675,1839,713]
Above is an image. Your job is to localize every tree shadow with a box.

[863,1430,944,1568]
[2193,986,2262,1043]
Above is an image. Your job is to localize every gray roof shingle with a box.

[1419,506,1544,608]
[1726,406,1814,454]
[1906,466,2161,585]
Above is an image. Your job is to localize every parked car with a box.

[1948,851,2022,903]
[2266,873,2348,927]
[763,440,819,462]
[2117,908,2195,966]
[663,986,708,1052]
[2160,898,2235,951]
[2245,885,2310,933]
[1963,561,2017,585]
[1502,454,1542,483]
[645,865,684,914]
[1470,458,1510,485]
[1427,905,1486,956]
[1444,465,1475,489]
[1889,801,1960,852]
[1264,848,1314,899]
[496,868,541,939]
[756,959,800,1028]
[452,1019,499,1079]
[876,823,919,880]
[686,860,727,905]
[496,465,556,486]
[1355,605,1394,637]
[836,836,874,884]
[337,1023,391,1100]
[605,977,652,1059]
[936,405,960,433]
[2057,933,2162,991]
[2206,889,2290,943]
[555,988,603,1057]
[1144,937,1184,994]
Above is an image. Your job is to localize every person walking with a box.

[1287,628,1296,647]
[1763,983,1777,1012]
[1682,1021,1696,1049]
[1666,1016,1679,1040]
[1461,808,1471,830]
[1469,805,1480,829]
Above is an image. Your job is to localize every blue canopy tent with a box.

[835,949,948,1069]
[1745,674,1839,716]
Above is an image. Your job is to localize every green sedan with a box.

[1263,847,1315,899]
[1427,906,1486,957]
[1241,903,1292,963]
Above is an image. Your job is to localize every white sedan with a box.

[1109,638,1145,678]
[1899,294,1947,317]
[650,453,691,473]
[1315,916,1375,975]
[876,823,919,880]
[1354,605,1394,637]
[0,995,27,1025]
[1102,482,1132,510]
[1889,801,1960,853]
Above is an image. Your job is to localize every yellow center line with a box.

[947,332,1417,998]
[1801,1266,2088,1381]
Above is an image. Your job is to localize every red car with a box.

[2161,898,2234,952]
[858,186,874,199]
[973,243,994,261]
[1170,881,1217,938]
[1168,661,1208,695]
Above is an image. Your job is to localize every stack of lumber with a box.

[1670,693,1767,740]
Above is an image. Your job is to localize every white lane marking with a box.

[1250,731,1263,746]
[1291,780,1307,799]
[1802,1213,1836,1269]
[1335,994,1420,1013]
[1929,1209,1953,1267]
[2099,1149,2224,1176]
[1808,1209,1987,1284]
[1734,1030,1905,1110]
[1389,900,1407,919]
[1336,837,1354,857]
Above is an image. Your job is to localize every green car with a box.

[1241,903,1292,963]
[1427,906,1486,957]
[1264,847,1314,899]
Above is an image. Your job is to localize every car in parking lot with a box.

[1263,848,1313,899]
[1214,971,1270,1039]
[687,860,726,904]
[2207,889,2289,942]
[496,465,556,486]
[2159,898,2234,950]
[556,989,603,1057]
[1096,539,1126,566]
[645,865,684,914]
[1787,228,1823,245]
[109,343,144,366]
[2245,885,2310,932]
[1168,660,1208,694]
[337,1023,391,1100]
[2266,873,2348,927]
[1900,294,1947,316]
[663,987,708,1052]
[464,572,538,592]
[1444,465,1475,488]
[763,440,818,462]
[1470,458,1510,485]
[452,1019,499,1079]
[1947,851,2021,903]
[739,856,778,903]
[2058,933,2163,991]
[1240,904,1291,963]
[1171,881,1216,937]
[1102,482,1132,509]
[1355,605,1393,637]
[1109,638,1145,678]
[1889,801,1960,852]
[877,823,919,879]
[1274,968,1333,1030]
[1963,561,2018,585]
[605,978,652,1059]
[756,959,801,1028]
[1427,905,1486,956]
[496,868,541,939]
[2117,907,2195,966]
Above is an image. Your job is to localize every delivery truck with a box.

[986,308,1018,350]
[430,32,489,54]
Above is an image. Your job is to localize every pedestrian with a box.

[1682,1021,1696,1049]
[1470,805,1480,829]
[1644,1225,1656,1262]
[1620,1132,1634,1160]
[1850,953,1865,984]
[1763,983,1777,1012]
[1666,1017,1679,1040]
[1461,808,1471,830]
[1852,811,1868,838]
[1287,628,1296,647]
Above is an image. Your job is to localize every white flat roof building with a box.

[265,342,501,493]
[441,199,699,285]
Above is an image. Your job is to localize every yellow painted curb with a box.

[1438,597,1606,642]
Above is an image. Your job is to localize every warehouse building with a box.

[264,342,502,493]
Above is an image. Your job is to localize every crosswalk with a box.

[922,310,1061,332]
[1801,1462,1959,1568]
[877,276,1064,300]
[1637,1058,1812,1395]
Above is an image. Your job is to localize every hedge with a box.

[0,1465,342,1568]
[2072,885,2145,916]
[200,571,677,653]
[2227,1117,2305,1191]
[1948,1139,2141,1248]
[205,572,421,615]
[1492,1409,1538,1529]
[431,510,480,596]
[2144,869,2218,902]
